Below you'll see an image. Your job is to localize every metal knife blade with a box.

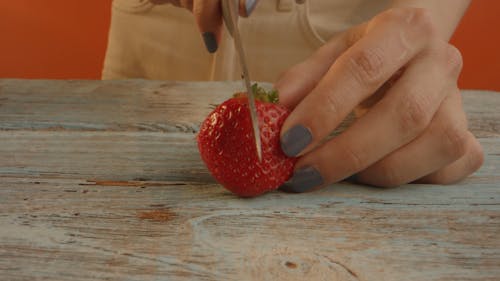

[221,0,262,162]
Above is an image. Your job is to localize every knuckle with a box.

[441,124,469,159]
[324,90,341,117]
[443,44,464,78]
[341,145,366,173]
[466,137,485,173]
[377,8,437,37]
[374,8,408,26]
[377,164,404,187]
[347,47,385,87]
[408,8,437,38]
[397,95,432,137]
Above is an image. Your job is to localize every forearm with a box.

[390,0,471,40]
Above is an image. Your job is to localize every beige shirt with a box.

[102,0,389,82]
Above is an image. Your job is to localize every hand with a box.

[276,8,484,192]
[149,0,259,53]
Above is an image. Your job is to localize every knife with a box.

[221,0,263,162]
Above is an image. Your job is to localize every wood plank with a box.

[0,131,210,182]
[0,79,499,280]
[0,79,499,137]
[0,131,498,182]
[0,79,236,133]
[1,177,499,280]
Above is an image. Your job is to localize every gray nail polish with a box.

[245,0,257,16]
[202,32,218,53]
[280,167,324,193]
[281,125,312,157]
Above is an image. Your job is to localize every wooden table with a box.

[0,79,499,281]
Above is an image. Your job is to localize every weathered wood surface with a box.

[0,79,499,281]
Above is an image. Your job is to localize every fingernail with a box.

[202,32,218,53]
[281,125,312,157]
[245,0,257,16]
[280,166,324,193]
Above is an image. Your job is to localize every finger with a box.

[281,41,463,193]
[238,0,260,17]
[280,8,438,158]
[356,90,468,187]
[275,24,366,109]
[416,133,484,184]
[193,0,223,53]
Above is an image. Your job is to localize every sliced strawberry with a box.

[197,85,296,197]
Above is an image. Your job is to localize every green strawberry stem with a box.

[233,84,279,104]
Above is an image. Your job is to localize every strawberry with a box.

[197,84,296,197]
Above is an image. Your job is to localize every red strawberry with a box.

[197,85,296,197]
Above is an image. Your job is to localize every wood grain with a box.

[0,79,499,281]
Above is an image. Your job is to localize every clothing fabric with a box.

[102,0,389,82]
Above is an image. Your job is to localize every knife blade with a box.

[221,0,263,162]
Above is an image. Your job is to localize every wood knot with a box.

[285,261,298,269]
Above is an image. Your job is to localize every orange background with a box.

[0,1,499,91]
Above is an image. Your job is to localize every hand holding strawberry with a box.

[197,85,296,197]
